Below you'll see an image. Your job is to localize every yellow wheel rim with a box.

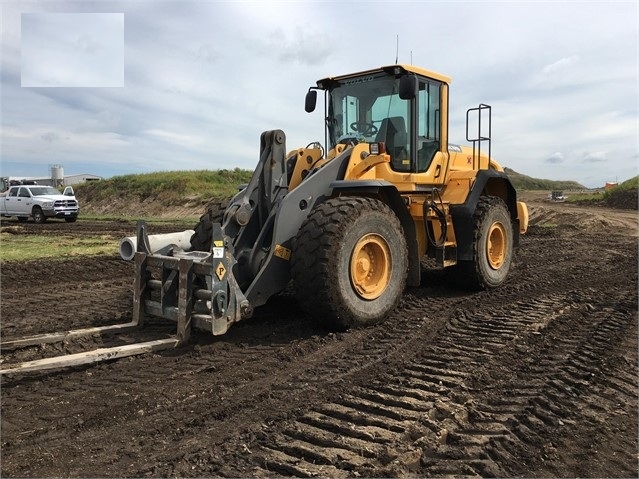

[350,234,391,300]
[486,221,507,270]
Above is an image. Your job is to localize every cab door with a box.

[3,188,20,214]
[15,187,33,215]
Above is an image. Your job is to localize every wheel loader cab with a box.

[314,65,449,181]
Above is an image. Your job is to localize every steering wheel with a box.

[350,121,378,136]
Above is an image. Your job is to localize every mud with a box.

[1,197,637,478]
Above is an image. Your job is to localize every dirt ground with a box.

[1,193,637,478]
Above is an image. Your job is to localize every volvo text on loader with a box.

[0,65,528,374]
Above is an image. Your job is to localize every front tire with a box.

[292,197,408,331]
[32,207,46,224]
[190,198,228,252]
[455,196,513,290]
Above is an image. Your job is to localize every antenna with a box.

[410,50,413,65]
[395,35,399,64]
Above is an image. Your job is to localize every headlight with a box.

[42,201,53,208]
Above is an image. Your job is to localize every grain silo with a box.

[50,164,64,187]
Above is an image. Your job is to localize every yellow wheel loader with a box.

[181,64,528,334]
[1,64,529,374]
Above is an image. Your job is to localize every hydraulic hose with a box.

[423,188,447,248]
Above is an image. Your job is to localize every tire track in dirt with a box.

[246,282,637,478]
[247,294,566,477]
[131,299,461,477]
[482,289,638,478]
[0,290,458,477]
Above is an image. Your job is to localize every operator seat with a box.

[418,139,440,171]
[376,116,409,170]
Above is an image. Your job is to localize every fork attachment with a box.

[134,221,252,338]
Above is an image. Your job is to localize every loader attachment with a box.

[134,220,252,337]
[0,298,183,376]
[0,221,248,375]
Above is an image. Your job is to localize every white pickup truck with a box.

[0,185,80,223]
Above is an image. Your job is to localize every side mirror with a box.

[399,75,418,100]
[63,186,74,196]
[305,90,317,113]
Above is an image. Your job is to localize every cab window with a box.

[417,80,441,172]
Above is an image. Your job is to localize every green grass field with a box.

[0,232,118,262]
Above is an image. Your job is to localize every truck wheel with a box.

[292,197,408,331]
[455,196,513,290]
[32,207,47,224]
[190,198,228,251]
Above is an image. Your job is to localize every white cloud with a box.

[21,13,124,87]
[41,131,60,142]
[545,152,564,164]
[254,27,335,66]
[143,129,205,149]
[541,55,581,75]
[581,152,607,163]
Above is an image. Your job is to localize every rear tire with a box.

[32,207,46,224]
[453,196,513,290]
[292,197,408,331]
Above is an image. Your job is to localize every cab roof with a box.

[316,64,452,88]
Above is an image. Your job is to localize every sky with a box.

[1,1,637,188]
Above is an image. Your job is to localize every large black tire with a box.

[291,197,408,331]
[453,196,513,290]
[32,207,46,224]
[190,198,229,252]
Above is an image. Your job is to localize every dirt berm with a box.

[1,192,637,478]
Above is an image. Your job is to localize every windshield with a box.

[327,73,411,170]
[325,72,444,173]
[29,187,61,196]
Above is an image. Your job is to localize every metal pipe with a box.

[119,230,195,261]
